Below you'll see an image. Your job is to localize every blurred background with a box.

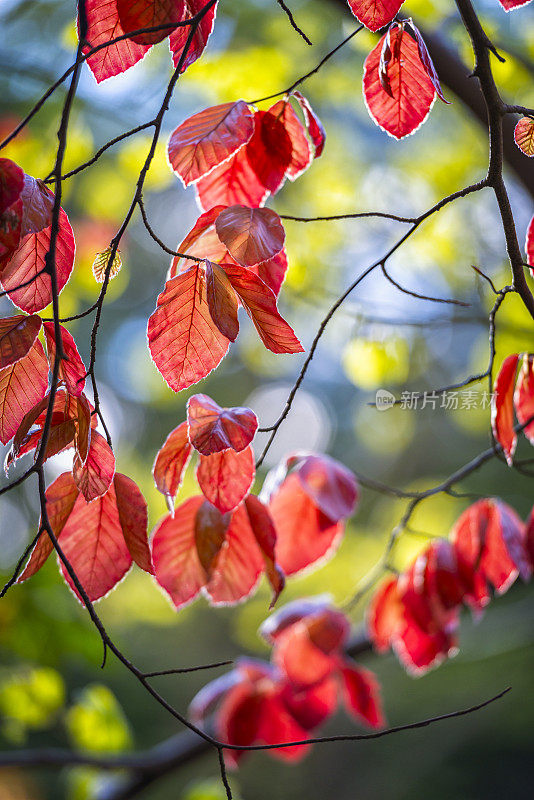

[1,0,533,798]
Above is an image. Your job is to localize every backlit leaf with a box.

[491,353,519,465]
[187,393,258,455]
[82,0,152,83]
[153,421,192,512]
[43,322,86,398]
[0,339,48,445]
[196,445,255,513]
[0,314,42,369]
[215,206,285,267]
[347,0,403,32]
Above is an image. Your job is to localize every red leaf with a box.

[187,393,258,455]
[0,339,48,445]
[243,494,285,607]
[268,473,343,576]
[153,421,192,511]
[43,322,86,397]
[295,453,359,524]
[204,501,265,605]
[215,206,285,267]
[407,22,449,103]
[497,0,532,9]
[281,676,338,731]
[58,484,133,602]
[367,576,402,652]
[292,92,326,158]
[73,429,116,502]
[204,260,240,341]
[515,117,534,157]
[363,24,436,139]
[194,500,230,575]
[339,662,384,728]
[347,0,403,32]
[267,100,312,180]
[114,472,152,573]
[152,495,207,608]
[18,472,79,582]
[0,314,42,369]
[82,0,152,82]
[147,264,230,392]
[217,683,264,767]
[526,214,534,277]
[168,0,218,72]
[0,208,75,313]
[252,248,288,298]
[168,101,254,186]
[0,158,24,215]
[222,262,303,354]
[195,146,270,211]
[19,176,54,236]
[246,109,293,195]
[196,445,255,513]
[491,353,519,465]
[393,617,457,676]
[274,623,336,687]
[116,0,181,45]
[0,198,23,260]
[451,498,530,593]
[514,353,534,444]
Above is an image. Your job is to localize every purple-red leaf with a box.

[187,393,258,455]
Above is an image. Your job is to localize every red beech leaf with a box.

[0,208,75,313]
[18,472,80,582]
[114,473,152,573]
[451,498,530,593]
[215,205,285,267]
[339,663,384,728]
[195,145,270,211]
[514,117,534,157]
[19,176,54,236]
[43,322,86,397]
[367,576,402,652]
[187,393,258,455]
[116,0,181,45]
[251,248,288,298]
[75,393,94,464]
[152,495,207,608]
[246,109,293,195]
[221,262,303,354]
[204,260,240,341]
[194,500,231,576]
[259,596,336,643]
[196,445,255,513]
[243,494,285,607]
[274,622,336,687]
[407,22,449,103]
[347,0,403,32]
[281,676,338,732]
[292,92,326,158]
[0,198,23,260]
[514,353,534,444]
[82,0,152,82]
[204,501,265,605]
[153,421,192,512]
[168,101,254,186]
[0,339,48,445]
[73,429,116,502]
[526,214,534,276]
[294,453,359,524]
[0,158,24,215]
[168,0,218,72]
[57,483,133,603]
[363,24,436,139]
[491,353,519,465]
[497,0,532,9]
[147,264,230,392]
[0,314,42,369]
[268,473,343,576]
[267,100,312,180]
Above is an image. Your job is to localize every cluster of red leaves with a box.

[167,93,325,209]
[368,498,534,675]
[18,471,152,602]
[151,406,359,610]
[147,205,304,392]
[0,159,75,313]
[190,597,383,767]
[491,353,534,465]
[81,0,218,83]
